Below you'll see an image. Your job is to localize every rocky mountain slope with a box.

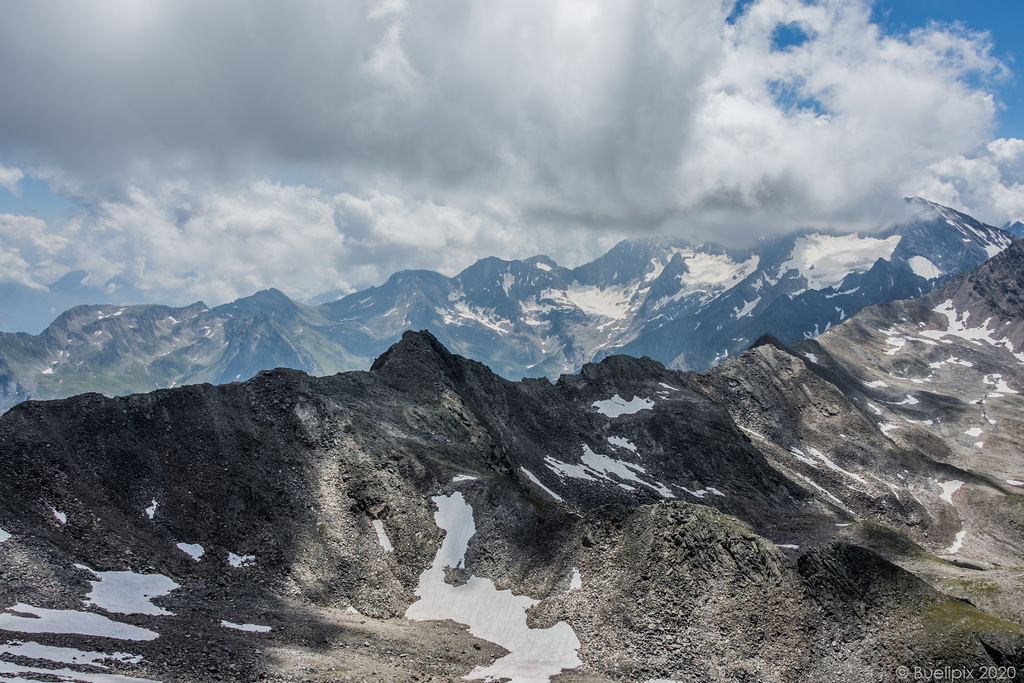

[694,238,1024,628]
[0,198,1014,414]
[2,317,1023,682]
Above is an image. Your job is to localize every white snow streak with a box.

[0,659,158,683]
[144,500,158,519]
[0,641,141,669]
[579,445,674,498]
[221,621,272,632]
[371,519,394,552]
[0,604,158,641]
[521,467,564,502]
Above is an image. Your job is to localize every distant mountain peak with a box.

[0,200,1017,413]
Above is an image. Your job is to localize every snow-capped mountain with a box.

[0,198,1013,412]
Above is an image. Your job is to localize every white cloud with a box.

[0,0,1019,303]
[7,180,615,307]
[0,165,23,196]
[0,214,64,288]
[911,138,1024,223]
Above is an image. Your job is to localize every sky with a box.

[1,0,1023,321]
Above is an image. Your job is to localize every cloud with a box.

[6,179,617,307]
[0,0,1020,303]
[911,137,1024,224]
[0,165,22,196]
[0,214,63,288]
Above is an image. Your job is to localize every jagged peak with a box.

[370,329,456,374]
[748,334,791,353]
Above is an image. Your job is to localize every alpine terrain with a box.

[1,240,1024,681]
[0,198,1014,414]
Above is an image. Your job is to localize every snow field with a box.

[406,493,581,683]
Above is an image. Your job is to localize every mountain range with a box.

[0,198,1015,414]
[1,235,1023,681]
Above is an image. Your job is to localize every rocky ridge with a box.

[1,321,1023,682]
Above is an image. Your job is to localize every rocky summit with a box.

[2,243,1024,683]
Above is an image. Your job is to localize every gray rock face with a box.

[1,328,1022,682]
[0,199,1014,414]
[690,239,1024,650]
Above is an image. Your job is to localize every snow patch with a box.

[51,508,67,525]
[922,300,1024,363]
[407,493,582,683]
[939,480,964,505]
[781,233,901,290]
[945,529,966,554]
[965,427,983,437]
[0,641,142,670]
[535,262,552,272]
[579,445,674,498]
[677,253,759,291]
[884,336,906,356]
[452,474,478,482]
[592,394,653,418]
[144,500,158,520]
[176,542,204,561]
[228,553,256,568]
[0,527,10,543]
[0,604,158,641]
[908,255,941,279]
[0,658,158,683]
[606,436,637,452]
[733,297,760,319]
[865,380,888,388]
[221,621,272,632]
[776,544,800,550]
[76,565,178,616]
[803,352,818,364]
[568,568,582,592]
[371,519,394,552]
[1007,480,1024,486]
[545,282,640,320]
